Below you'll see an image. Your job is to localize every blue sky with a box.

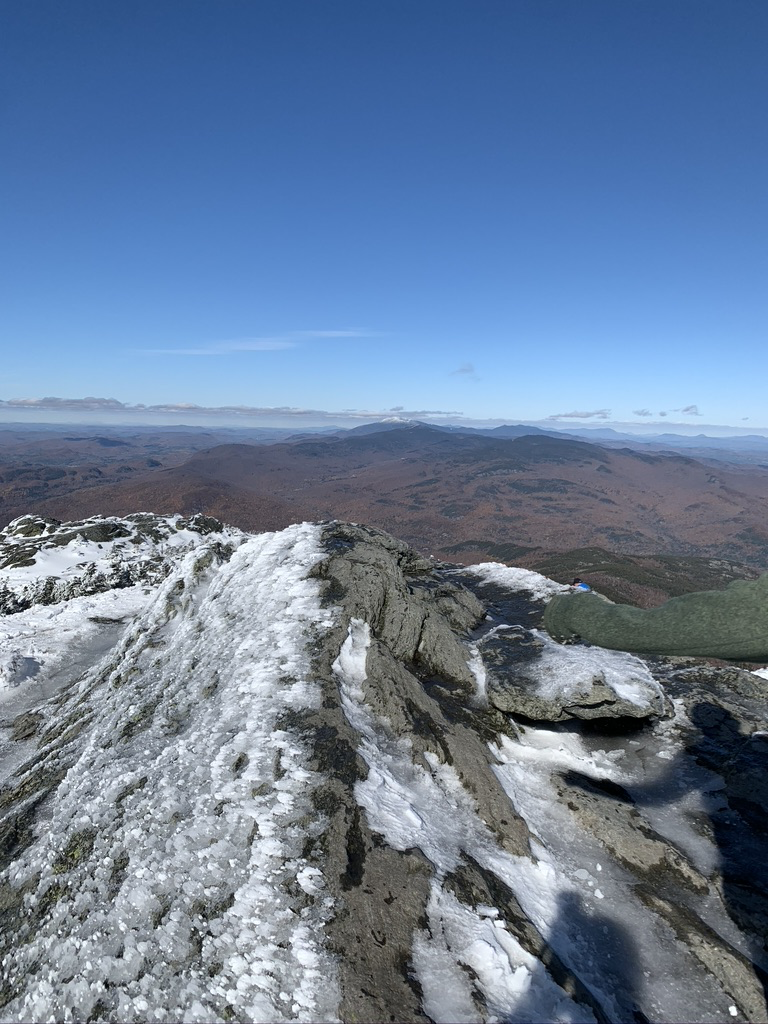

[2,0,767,432]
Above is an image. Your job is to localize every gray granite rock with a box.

[479,626,671,722]
[0,518,765,1023]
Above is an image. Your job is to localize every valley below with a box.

[2,421,768,606]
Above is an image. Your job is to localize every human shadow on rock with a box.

[508,890,646,1024]
[612,701,768,1008]
[685,703,768,1001]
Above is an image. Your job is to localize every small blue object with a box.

[572,578,591,591]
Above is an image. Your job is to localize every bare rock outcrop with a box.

[0,516,765,1022]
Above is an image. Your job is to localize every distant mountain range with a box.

[554,427,768,463]
[341,419,768,459]
[342,419,557,440]
[3,421,768,604]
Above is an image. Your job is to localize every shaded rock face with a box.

[303,523,535,1023]
[648,663,768,977]
[0,516,766,1023]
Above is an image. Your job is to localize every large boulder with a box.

[479,626,671,721]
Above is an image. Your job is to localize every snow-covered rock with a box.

[0,516,765,1023]
[0,512,231,614]
[478,625,670,721]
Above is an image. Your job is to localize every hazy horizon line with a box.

[1,397,767,438]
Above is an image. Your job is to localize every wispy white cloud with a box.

[633,408,653,417]
[146,339,295,356]
[140,330,374,357]
[546,409,611,420]
[0,396,461,423]
[2,396,127,410]
[293,330,376,339]
[656,404,702,418]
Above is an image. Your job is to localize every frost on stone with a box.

[0,513,236,615]
[0,517,763,1024]
[480,627,669,722]
[331,594,755,1024]
[464,562,570,602]
[0,523,340,1024]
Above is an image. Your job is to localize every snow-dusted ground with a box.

[0,586,151,782]
[0,523,758,1022]
[527,627,665,709]
[2,524,340,1023]
[0,514,217,585]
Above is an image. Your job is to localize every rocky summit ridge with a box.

[0,514,766,1022]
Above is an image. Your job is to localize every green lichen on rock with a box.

[52,828,96,875]
[3,516,61,539]
[115,775,148,805]
[10,712,44,742]
[120,697,162,741]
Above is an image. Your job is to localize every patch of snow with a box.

[333,619,598,1021]
[490,730,749,1022]
[414,883,596,1024]
[0,514,243,614]
[0,586,151,710]
[330,623,747,1022]
[465,643,487,705]
[464,562,570,602]
[530,629,665,709]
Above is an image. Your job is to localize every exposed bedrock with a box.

[297,522,538,1022]
[0,516,766,1022]
[479,626,672,722]
[301,523,768,1023]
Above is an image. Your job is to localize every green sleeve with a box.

[542,575,768,662]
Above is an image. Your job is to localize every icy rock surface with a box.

[461,564,670,722]
[481,627,670,721]
[0,516,766,1023]
[0,512,227,614]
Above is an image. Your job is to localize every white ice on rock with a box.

[1,524,341,1024]
[0,587,151,703]
[490,724,752,1023]
[334,619,597,1023]
[529,628,666,710]
[0,527,756,1023]
[466,563,665,714]
[333,616,748,1024]
[1,513,213,579]
[413,884,591,1024]
[464,562,570,602]
[0,513,220,611]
